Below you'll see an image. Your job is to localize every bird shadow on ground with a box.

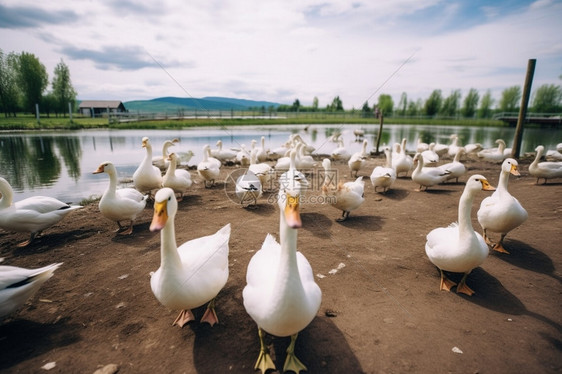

[0,317,82,371]
[452,268,562,334]
[490,239,561,284]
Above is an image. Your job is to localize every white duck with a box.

[421,142,439,165]
[331,139,351,162]
[0,177,82,246]
[203,144,222,169]
[370,147,396,193]
[150,188,230,327]
[0,262,63,318]
[323,158,365,221]
[255,136,269,162]
[243,154,321,373]
[235,170,262,207]
[392,139,414,177]
[236,144,251,166]
[464,142,483,155]
[447,134,464,159]
[162,153,192,201]
[348,139,368,177]
[198,145,221,188]
[438,148,467,183]
[212,140,237,164]
[249,148,274,191]
[425,175,495,295]
[133,137,163,195]
[93,161,148,235]
[411,153,450,191]
[529,145,562,184]
[153,138,179,171]
[477,139,507,162]
[477,158,528,254]
[416,138,429,153]
[296,142,316,169]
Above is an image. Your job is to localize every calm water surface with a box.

[0,124,559,203]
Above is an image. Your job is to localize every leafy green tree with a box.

[531,84,562,113]
[397,92,407,115]
[51,59,77,117]
[16,52,48,113]
[361,101,371,117]
[327,96,343,111]
[377,94,394,115]
[406,99,421,116]
[461,88,479,118]
[291,98,301,112]
[478,90,494,118]
[312,96,319,111]
[440,90,461,116]
[0,49,22,117]
[499,86,521,112]
[424,89,442,116]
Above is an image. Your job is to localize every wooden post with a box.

[375,111,384,154]
[511,59,536,159]
[35,103,40,124]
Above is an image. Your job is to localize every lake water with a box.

[0,124,559,203]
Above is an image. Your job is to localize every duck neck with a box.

[458,189,475,236]
[106,170,118,196]
[497,170,509,196]
[0,179,13,209]
[531,148,542,167]
[165,159,176,177]
[160,218,181,268]
[275,213,304,297]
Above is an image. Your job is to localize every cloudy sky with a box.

[1,0,561,108]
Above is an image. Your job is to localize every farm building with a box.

[78,100,126,117]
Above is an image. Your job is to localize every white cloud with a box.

[0,0,560,108]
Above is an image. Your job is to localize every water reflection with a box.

[0,124,559,203]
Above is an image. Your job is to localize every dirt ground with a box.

[1,151,561,374]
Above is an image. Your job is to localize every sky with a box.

[1,0,561,109]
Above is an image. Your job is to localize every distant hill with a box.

[123,96,283,112]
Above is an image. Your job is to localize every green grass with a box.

[0,113,508,130]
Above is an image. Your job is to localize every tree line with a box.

[0,49,77,118]
[275,83,562,119]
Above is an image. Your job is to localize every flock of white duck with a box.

[1,131,562,373]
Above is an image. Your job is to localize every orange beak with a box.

[481,179,496,191]
[284,193,302,228]
[150,200,168,232]
[93,164,105,174]
[510,164,520,176]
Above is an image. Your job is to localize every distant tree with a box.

[312,96,319,111]
[51,59,77,117]
[499,86,521,112]
[291,98,301,112]
[440,90,461,117]
[397,92,407,115]
[377,94,394,116]
[461,88,479,118]
[424,89,442,116]
[327,96,343,111]
[41,92,56,117]
[0,49,21,117]
[478,90,494,118]
[406,99,421,116]
[16,52,48,113]
[531,84,562,112]
[361,101,371,117]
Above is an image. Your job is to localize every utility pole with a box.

[511,59,536,158]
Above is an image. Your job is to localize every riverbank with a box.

[0,114,507,130]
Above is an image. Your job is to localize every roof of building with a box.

[78,100,124,109]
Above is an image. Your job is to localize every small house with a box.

[78,100,126,117]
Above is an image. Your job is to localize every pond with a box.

[0,123,559,204]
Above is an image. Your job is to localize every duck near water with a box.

[528,145,562,184]
[243,152,321,373]
[0,177,82,246]
[149,188,231,327]
[477,158,528,253]
[425,175,496,295]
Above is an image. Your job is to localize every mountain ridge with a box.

[124,96,283,112]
